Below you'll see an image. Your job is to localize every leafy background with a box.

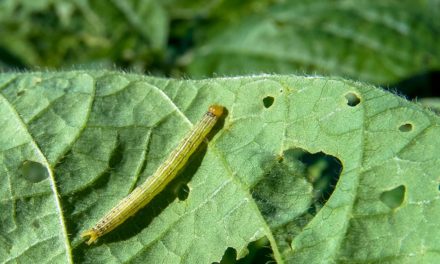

[0,0,439,263]
[1,0,439,93]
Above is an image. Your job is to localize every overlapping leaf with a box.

[188,0,440,85]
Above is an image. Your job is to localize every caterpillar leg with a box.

[81,229,99,245]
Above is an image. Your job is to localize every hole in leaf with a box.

[176,183,190,201]
[214,247,236,264]
[251,148,342,253]
[20,160,49,183]
[263,96,274,108]
[345,92,361,107]
[399,123,413,132]
[236,237,273,264]
[213,237,274,264]
[296,150,342,207]
[380,185,406,209]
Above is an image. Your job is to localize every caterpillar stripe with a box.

[81,105,224,244]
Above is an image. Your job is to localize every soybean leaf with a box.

[0,71,439,263]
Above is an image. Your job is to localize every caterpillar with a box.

[82,105,224,244]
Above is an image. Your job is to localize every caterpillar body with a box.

[82,105,224,244]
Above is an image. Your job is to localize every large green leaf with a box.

[188,0,440,85]
[0,71,439,263]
